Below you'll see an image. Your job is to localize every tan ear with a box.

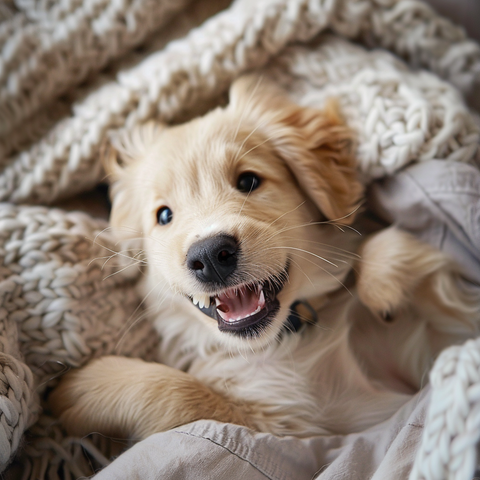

[229,75,363,224]
[102,121,166,237]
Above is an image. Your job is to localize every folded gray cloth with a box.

[368,159,480,285]
[93,389,429,480]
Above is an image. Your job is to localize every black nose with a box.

[186,234,239,285]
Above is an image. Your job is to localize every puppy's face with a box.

[105,76,362,349]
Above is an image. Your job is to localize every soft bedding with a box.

[1,0,480,479]
[93,389,431,480]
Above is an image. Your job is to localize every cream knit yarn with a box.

[0,204,159,473]
[1,0,479,205]
[410,338,480,480]
[0,0,192,146]
[263,35,479,179]
[1,0,480,478]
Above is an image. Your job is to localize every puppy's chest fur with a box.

[153,287,415,437]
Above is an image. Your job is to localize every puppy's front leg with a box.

[50,356,250,440]
[357,227,479,325]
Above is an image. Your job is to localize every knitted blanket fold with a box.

[0,0,479,478]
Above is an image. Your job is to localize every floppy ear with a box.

[229,75,363,224]
[102,121,166,237]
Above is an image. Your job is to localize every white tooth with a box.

[259,289,265,305]
[192,294,211,308]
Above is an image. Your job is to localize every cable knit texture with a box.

[410,338,480,480]
[0,0,479,477]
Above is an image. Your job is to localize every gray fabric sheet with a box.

[368,159,480,285]
[93,160,480,479]
[94,389,429,480]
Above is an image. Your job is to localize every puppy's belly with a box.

[152,284,471,437]
[184,325,412,436]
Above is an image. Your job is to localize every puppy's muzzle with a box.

[187,234,238,286]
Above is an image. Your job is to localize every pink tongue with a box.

[216,286,264,322]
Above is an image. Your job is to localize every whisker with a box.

[114,280,168,351]
[323,203,363,227]
[269,249,353,296]
[233,119,269,163]
[266,201,307,229]
[236,133,278,162]
[266,246,338,268]
[278,237,361,260]
[101,260,145,280]
[232,75,264,143]
[288,258,315,288]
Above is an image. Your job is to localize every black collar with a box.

[283,299,318,334]
[282,270,357,335]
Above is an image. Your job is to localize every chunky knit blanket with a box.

[1,0,479,478]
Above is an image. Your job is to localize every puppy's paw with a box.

[50,355,250,440]
[357,227,479,327]
[356,228,453,316]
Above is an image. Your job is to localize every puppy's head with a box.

[104,75,363,349]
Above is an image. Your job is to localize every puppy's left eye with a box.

[237,172,261,193]
[157,207,173,225]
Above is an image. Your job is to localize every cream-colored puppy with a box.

[50,76,479,440]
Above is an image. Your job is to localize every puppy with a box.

[50,75,479,440]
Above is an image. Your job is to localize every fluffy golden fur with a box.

[50,75,480,440]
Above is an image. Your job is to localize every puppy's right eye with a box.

[237,172,261,193]
[157,207,173,225]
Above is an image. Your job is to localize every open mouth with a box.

[189,267,288,337]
